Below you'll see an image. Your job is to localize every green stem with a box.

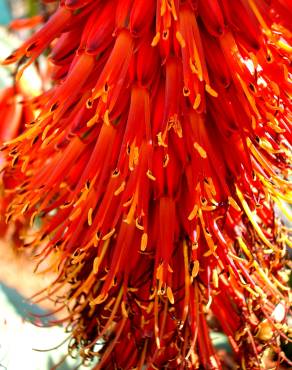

[27,0,38,17]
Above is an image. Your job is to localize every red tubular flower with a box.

[0,84,35,242]
[2,1,291,369]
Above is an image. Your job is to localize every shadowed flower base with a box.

[1,0,292,369]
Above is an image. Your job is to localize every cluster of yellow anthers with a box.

[1,0,291,369]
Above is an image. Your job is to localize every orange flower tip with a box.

[189,59,198,75]
[59,182,67,189]
[155,336,161,349]
[151,32,161,47]
[60,201,73,209]
[30,212,38,227]
[188,204,198,221]
[203,247,216,257]
[166,286,174,304]
[114,181,126,196]
[2,52,19,65]
[205,84,218,97]
[140,232,148,251]
[42,124,51,141]
[163,153,169,167]
[192,260,200,279]
[90,293,108,306]
[157,132,167,147]
[123,198,133,209]
[251,115,257,130]
[101,228,115,240]
[69,207,81,221]
[21,202,30,214]
[9,15,43,30]
[176,31,186,48]
[121,301,128,318]
[146,169,156,181]
[87,116,97,127]
[135,218,144,230]
[123,216,132,225]
[193,94,201,110]
[193,142,207,159]
[93,258,99,274]
[87,208,93,226]
[228,196,241,212]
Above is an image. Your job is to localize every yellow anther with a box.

[205,84,218,97]
[146,169,156,181]
[102,228,116,240]
[188,204,198,221]
[140,233,148,251]
[166,286,174,304]
[114,181,126,196]
[87,207,93,226]
[176,31,186,48]
[151,32,161,47]
[193,94,201,110]
[194,142,207,158]
[191,260,200,278]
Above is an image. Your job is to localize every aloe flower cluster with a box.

[1,0,291,369]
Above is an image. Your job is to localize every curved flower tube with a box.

[0,83,36,244]
[1,1,291,369]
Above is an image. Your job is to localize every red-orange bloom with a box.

[0,84,35,242]
[2,1,291,369]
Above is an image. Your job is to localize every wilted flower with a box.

[2,0,291,369]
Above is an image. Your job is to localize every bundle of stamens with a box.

[1,0,291,369]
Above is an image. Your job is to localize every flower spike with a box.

[2,1,291,369]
